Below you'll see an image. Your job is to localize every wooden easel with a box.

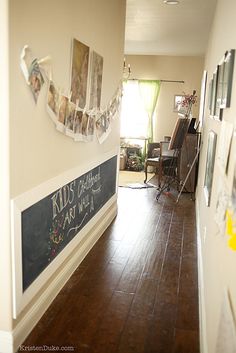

[176,133,201,203]
[156,90,197,202]
[156,118,190,201]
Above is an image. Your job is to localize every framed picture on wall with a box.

[199,70,207,127]
[208,78,213,110]
[173,95,185,112]
[222,49,235,108]
[89,51,103,109]
[70,38,90,108]
[210,71,217,117]
[215,63,224,121]
[231,163,236,212]
[204,130,217,207]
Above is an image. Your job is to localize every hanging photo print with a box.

[65,102,76,137]
[89,51,103,109]
[96,111,111,144]
[70,38,89,107]
[57,95,69,132]
[108,94,119,120]
[20,46,45,104]
[28,59,45,103]
[87,115,95,142]
[81,112,89,141]
[74,110,83,141]
[47,81,59,123]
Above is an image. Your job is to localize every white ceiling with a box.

[125,0,217,56]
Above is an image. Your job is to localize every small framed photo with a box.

[214,63,224,121]
[199,70,207,128]
[173,95,185,112]
[208,78,213,110]
[231,162,236,212]
[204,130,217,207]
[222,49,235,108]
[210,71,217,117]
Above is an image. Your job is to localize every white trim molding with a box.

[0,330,14,353]
[196,198,208,353]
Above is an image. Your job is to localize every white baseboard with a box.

[195,199,208,353]
[8,201,117,353]
[0,331,14,353]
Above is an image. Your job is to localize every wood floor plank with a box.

[90,291,134,353]
[173,329,200,353]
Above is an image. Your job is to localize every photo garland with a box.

[20,43,122,144]
[46,80,122,143]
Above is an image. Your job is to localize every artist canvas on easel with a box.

[70,38,89,108]
[169,118,190,150]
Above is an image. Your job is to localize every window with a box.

[120,80,148,138]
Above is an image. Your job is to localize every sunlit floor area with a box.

[20,186,199,353]
[118,170,155,187]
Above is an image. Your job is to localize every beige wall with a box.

[126,55,204,141]
[196,0,236,352]
[9,0,125,198]
[0,0,12,336]
[0,0,126,348]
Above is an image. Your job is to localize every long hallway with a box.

[21,187,199,353]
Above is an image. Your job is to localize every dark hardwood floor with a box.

[20,186,199,353]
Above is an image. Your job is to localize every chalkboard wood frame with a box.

[11,150,118,318]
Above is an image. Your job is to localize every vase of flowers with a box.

[179,90,197,118]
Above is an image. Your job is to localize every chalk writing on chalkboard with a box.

[22,156,117,291]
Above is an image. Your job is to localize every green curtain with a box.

[138,80,161,142]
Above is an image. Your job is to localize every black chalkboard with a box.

[22,156,117,291]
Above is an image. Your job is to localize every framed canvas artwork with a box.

[215,63,224,120]
[173,95,185,112]
[204,130,217,206]
[89,51,103,109]
[222,49,235,108]
[210,71,217,117]
[70,38,90,108]
[199,70,207,127]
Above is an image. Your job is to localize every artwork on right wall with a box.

[217,120,233,175]
[222,49,235,108]
[208,49,235,121]
[204,130,217,207]
[231,162,236,212]
[199,70,207,128]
